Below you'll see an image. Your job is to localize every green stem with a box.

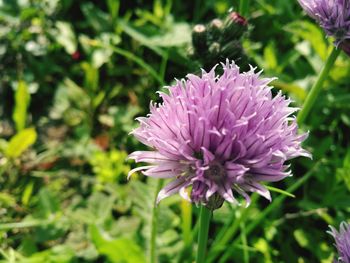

[196,205,212,263]
[150,180,164,263]
[240,222,249,263]
[297,47,340,125]
[239,0,250,17]
[109,46,165,85]
[181,199,192,258]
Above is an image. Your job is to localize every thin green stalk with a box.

[196,205,212,263]
[239,0,250,17]
[159,50,169,82]
[240,222,249,263]
[297,47,341,125]
[150,180,164,263]
[181,199,192,257]
[109,46,165,85]
[0,219,52,230]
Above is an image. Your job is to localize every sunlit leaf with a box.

[12,80,30,131]
[54,21,77,54]
[90,225,146,263]
[5,128,37,158]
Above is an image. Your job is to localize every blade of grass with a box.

[239,0,250,17]
[107,45,165,85]
[0,219,53,230]
[241,222,249,263]
[181,199,192,258]
[150,179,164,263]
[265,185,295,198]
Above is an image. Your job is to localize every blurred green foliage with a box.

[0,0,349,262]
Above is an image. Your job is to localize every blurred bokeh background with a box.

[0,0,349,262]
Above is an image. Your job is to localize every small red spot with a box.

[72,51,81,60]
[229,12,248,26]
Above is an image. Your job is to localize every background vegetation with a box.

[0,0,349,262]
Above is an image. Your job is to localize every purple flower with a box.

[328,222,350,263]
[128,62,310,209]
[298,0,350,47]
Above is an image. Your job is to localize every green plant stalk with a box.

[297,47,341,125]
[0,219,53,230]
[217,161,322,262]
[207,203,252,262]
[109,46,165,85]
[196,205,212,263]
[240,223,249,263]
[150,180,164,263]
[181,199,192,249]
[239,0,250,17]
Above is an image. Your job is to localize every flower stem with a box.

[150,180,164,263]
[196,205,212,263]
[297,47,341,125]
[181,199,192,255]
[239,0,250,17]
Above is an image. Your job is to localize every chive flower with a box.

[298,0,350,55]
[128,62,310,209]
[328,222,350,263]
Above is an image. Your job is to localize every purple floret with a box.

[128,61,310,208]
[298,0,350,46]
[328,222,350,263]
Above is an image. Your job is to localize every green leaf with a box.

[263,42,278,71]
[294,229,309,248]
[0,192,16,208]
[285,20,328,61]
[265,185,295,198]
[22,181,34,206]
[147,22,192,47]
[54,21,77,54]
[19,245,75,263]
[5,128,37,158]
[92,48,112,68]
[81,62,99,92]
[272,80,306,101]
[90,225,146,263]
[38,188,60,218]
[12,80,30,131]
[336,148,350,191]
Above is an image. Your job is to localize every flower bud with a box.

[208,19,223,41]
[206,193,224,210]
[208,42,221,57]
[223,12,248,40]
[192,24,208,55]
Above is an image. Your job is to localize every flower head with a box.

[298,0,350,47]
[328,222,350,263]
[128,62,310,209]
